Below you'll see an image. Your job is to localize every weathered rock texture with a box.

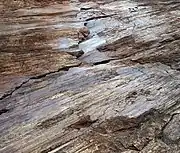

[0,0,180,153]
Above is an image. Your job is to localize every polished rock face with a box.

[0,0,180,153]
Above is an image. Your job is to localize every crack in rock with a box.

[0,65,79,101]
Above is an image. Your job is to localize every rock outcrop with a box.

[0,0,179,153]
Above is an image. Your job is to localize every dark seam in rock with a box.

[80,7,92,11]
[85,14,117,21]
[0,108,10,115]
[157,113,180,144]
[0,64,81,101]
[93,59,112,65]
[0,79,30,101]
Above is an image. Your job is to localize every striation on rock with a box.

[0,0,180,153]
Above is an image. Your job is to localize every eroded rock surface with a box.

[0,0,180,153]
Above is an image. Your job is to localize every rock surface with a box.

[0,0,180,153]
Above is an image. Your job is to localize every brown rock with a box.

[0,0,180,153]
[78,26,90,42]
